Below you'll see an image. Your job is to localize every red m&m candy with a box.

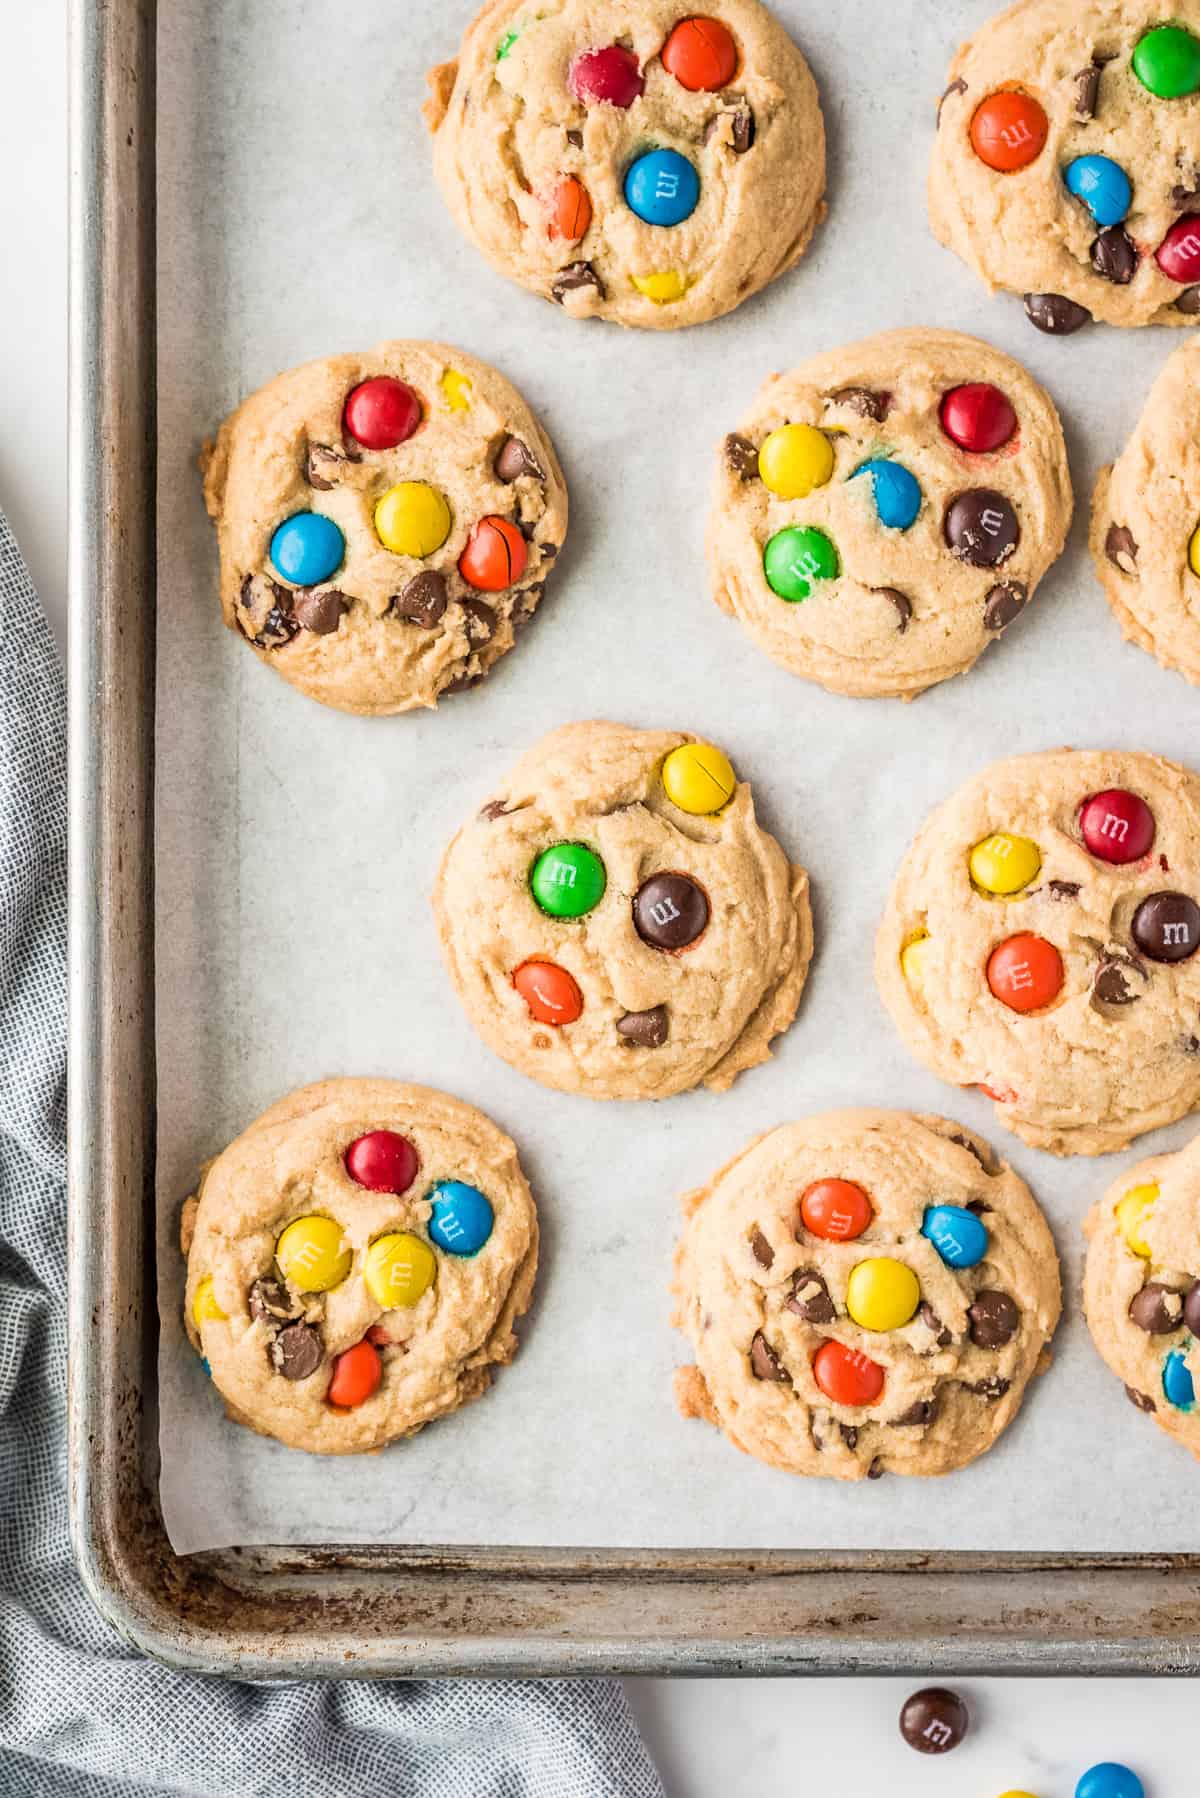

[812,1340,885,1407]
[661,16,739,92]
[799,1179,873,1242]
[940,383,1018,454]
[986,933,1063,1013]
[345,1130,418,1195]
[459,516,528,591]
[513,960,584,1026]
[1079,789,1155,864]
[343,377,422,451]
[1156,216,1200,283]
[568,45,644,108]
[547,175,593,242]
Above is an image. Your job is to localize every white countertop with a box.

[4,3,1187,1791]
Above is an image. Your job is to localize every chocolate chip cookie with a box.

[707,328,1072,699]
[877,749,1200,1156]
[673,1110,1061,1481]
[425,0,826,330]
[200,341,567,714]
[433,721,812,1099]
[181,1078,538,1454]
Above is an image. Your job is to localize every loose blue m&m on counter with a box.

[1064,155,1132,228]
[921,1204,988,1269]
[269,512,345,586]
[1076,1763,1145,1798]
[428,1181,495,1257]
[853,458,922,531]
[624,148,700,227]
[1163,1347,1196,1411]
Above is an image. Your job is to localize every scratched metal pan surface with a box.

[65,0,1200,1675]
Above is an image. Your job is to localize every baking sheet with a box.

[156,0,1200,1556]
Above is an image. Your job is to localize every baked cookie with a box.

[1091,334,1200,686]
[930,0,1200,332]
[433,721,812,1099]
[424,0,826,331]
[707,328,1072,700]
[673,1110,1061,1481]
[1084,1130,1200,1458]
[181,1078,538,1454]
[200,341,567,715]
[877,749,1200,1157]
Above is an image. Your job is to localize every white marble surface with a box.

[5,0,1190,1786]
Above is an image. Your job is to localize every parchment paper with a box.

[156,0,1200,1554]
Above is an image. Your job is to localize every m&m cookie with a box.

[1091,335,1200,686]
[180,1078,538,1454]
[424,1,826,330]
[200,342,567,714]
[930,0,1200,330]
[877,750,1200,1156]
[1084,1130,1200,1461]
[432,722,812,1099]
[673,1111,1061,1480]
[707,330,1072,699]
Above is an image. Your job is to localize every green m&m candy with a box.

[763,525,839,602]
[1132,24,1200,98]
[497,27,520,59]
[530,843,606,918]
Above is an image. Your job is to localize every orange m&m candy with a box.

[661,16,738,92]
[812,1340,885,1407]
[969,90,1048,173]
[458,516,528,592]
[327,1339,382,1409]
[799,1179,873,1243]
[513,960,584,1026]
[986,932,1063,1013]
[547,175,593,242]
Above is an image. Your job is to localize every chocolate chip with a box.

[249,1277,297,1324]
[461,598,497,644]
[730,107,755,153]
[937,77,967,123]
[970,1375,1010,1401]
[566,128,583,148]
[440,670,483,697]
[867,1458,885,1480]
[968,1290,1020,1349]
[944,490,1019,567]
[1075,63,1102,118]
[983,580,1027,632]
[552,260,605,303]
[305,443,346,490]
[291,588,348,635]
[750,1229,774,1269]
[829,385,891,422]
[965,1198,990,1216]
[1024,292,1092,335]
[479,798,514,822]
[633,873,709,951]
[1091,227,1138,285]
[495,435,544,483]
[899,1687,969,1756]
[616,1005,669,1048]
[394,571,448,628]
[1171,183,1200,208]
[1126,1384,1157,1413]
[1048,879,1082,900]
[893,1395,939,1427]
[1091,953,1148,1008]
[1185,1282,1200,1336]
[749,1331,790,1383]
[876,586,912,632]
[839,1423,858,1450]
[1131,892,1200,964]
[786,1269,836,1325]
[1129,1282,1185,1335]
[1185,1034,1200,1056]
[239,574,300,650]
[948,1132,992,1172]
[269,1321,323,1381]
[1177,286,1200,314]
[1105,524,1139,574]
[724,433,759,480]
[918,1301,952,1348]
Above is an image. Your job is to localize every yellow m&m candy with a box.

[631,270,689,304]
[441,368,472,412]
[758,424,835,500]
[846,1257,920,1332]
[192,1276,226,1327]
[662,742,736,815]
[1116,1184,1158,1258]
[1189,521,1200,578]
[276,1215,352,1292]
[900,932,931,996]
[365,1232,437,1308]
[375,482,452,558]
[969,833,1042,897]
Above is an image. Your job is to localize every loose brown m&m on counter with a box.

[899,1686,970,1754]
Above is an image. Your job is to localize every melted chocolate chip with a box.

[876,587,912,632]
[1092,226,1138,285]
[460,598,497,644]
[1129,1282,1185,1335]
[1177,286,1200,315]
[249,1276,297,1324]
[749,1331,790,1383]
[1131,892,1200,964]
[830,385,891,422]
[968,1290,1019,1349]
[786,1268,836,1325]
[1024,292,1092,335]
[900,1688,969,1755]
[566,128,583,148]
[552,260,605,303]
[750,1229,774,1269]
[937,77,967,123]
[305,443,346,490]
[394,570,448,628]
[1185,1034,1200,1056]
[983,580,1027,632]
[1185,1282,1200,1336]
[918,1301,952,1349]
[704,104,755,152]
[479,798,514,822]
[1105,524,1139,574]
[240,575,300,650]
[893,1395,939,1427]
[724,433,759,480]
[495,435,544,483]
[970,1375,1011,1401]
[1126,1384,1157,1413]
[839,1424,859,1451]
[270,1320,323,1381]
[633,873,709,951]
[1048,879,1082,901]
[1075,63,1102,118]
[616,1005,669,1048]
[944,491,1019,567]
[1091,953,1148,1008]
[867,1458,885,1480]
[948,1132,992,1172]
[291,588,347,635]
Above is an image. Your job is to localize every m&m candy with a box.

[900,933,931,996]
[192,1276,226,1327]
[276,1216,352,1292]
[1156,215,1200,284]
[429,1181,495,1256]
[1064,155,1132,229]
[343,376,421,450]
[758,424,834,499]
[631,269,689,303]
[853,458,922,531]
[512,960,584,1026]
[1190,522,1200,577]
[940,383,1018,454]
[799,1179,873,1242]
[547,175,593,242]
[375,482,452,559]
[1131,892,1200,963]
[899,1687,969,1755]
[1132,23,1200,98]
[661,16,738,92]
[764,525,839,601]
[662,742,735,814]
[1116,1184,1158,1257]
[270,513,345,587]
[345,1130,418,1195]
[496,27,519,60]
[986,932,1063,1012]
[969,91,1048,173]
[624,148,700,228]
[1075,1766,1144,1798]
[327,1340,382,1409]
[364,1232,436,1308]
[1079,789,1155,863]
[1163,1350,1196,1411]
[530,843,607,918]
[440,369,472,413]
[970,833,1041,896]
[922,1205,988,1270]
[846,1257,920,1332]
[812,1340,885,1406]
[458,516,528,591]
[568,45,644,108]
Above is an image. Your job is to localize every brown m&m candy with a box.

[899,1686,969,1755]
[1131,893,1200,964]
[944,490,1020,566]
[633,873,710,950]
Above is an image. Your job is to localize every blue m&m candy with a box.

[1163,1347,1196,1411]
[921,1204,988,1269]
[1064,155,1132,229]
[853,458,922,531]
[1076,1763,1145,1798]
[428,1181,495,1257]
[624,148,700,227]
[270,512,345,587]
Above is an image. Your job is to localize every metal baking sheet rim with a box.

[64,0,1200,1677]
